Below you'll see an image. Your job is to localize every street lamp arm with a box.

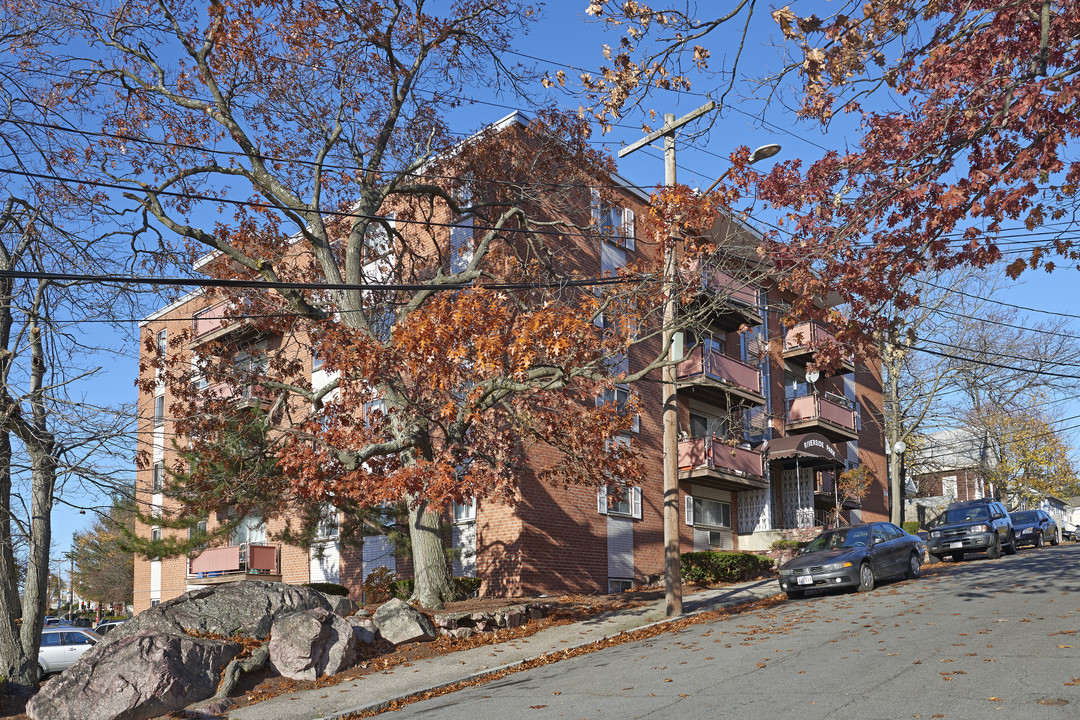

[702,143,782,195]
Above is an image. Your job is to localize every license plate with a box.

[949,542,963,549]
[796,575,813,585]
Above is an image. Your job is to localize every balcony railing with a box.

[786,393,856,432]
[684,260,760,308]
[783,322,855,371]
[676,345,762,397]
[188,543,280,579]
[678,436,763,479]
[784,322,836,352]
[193,302,230,338]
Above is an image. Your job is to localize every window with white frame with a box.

[153,394,165,426]
[188,518,207,540]
[942,475,958,500]
[591,189,636,251]
[156,329,167,356]
[453,498,476,524]
[598,384,639,432]
[685,495,731,529]
[152,461,164,493]
[316,505,340,539]
[597,484,642,518]
[228,510,267,546]
[608,578,634,593]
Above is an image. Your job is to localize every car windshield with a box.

[804,527,870,552]
[1010,511,1037,524]
[944,506,989,523]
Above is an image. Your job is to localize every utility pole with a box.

[620,101,715,618]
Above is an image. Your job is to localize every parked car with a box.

[777,522,925,599]
[1063,523,1079,542]
[926,498,1016,562]
[38,627,101,678]
[1009,509,1060,548]
[93,620,125,636]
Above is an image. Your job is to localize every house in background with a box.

[131,113,888,612]
[906,428,995,527]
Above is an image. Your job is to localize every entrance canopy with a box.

[767,433,844,467]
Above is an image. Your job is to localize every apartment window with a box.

[156,329,167,356]
[599,385,639,432]
[590,189,636,251]
[150,599,160,607]
[685,496,731,529]
[312,348,324,372]
[152,461,164,493]
[608,578,634,593]
[151,527,161,542]
[153,395,165,426]
[784,372,812,400]
[317,506,340,540]
[229,512,266,546]
[188,518,207,542]
[597,485,642,519]
[452,499,476,524]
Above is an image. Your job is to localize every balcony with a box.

[676,345,765,405]
[783,322,855,374]
[678,437,767,491]
[188,543,281,584]
[191,302,256,346]
[684,260,762,329]
[785,392,858,442]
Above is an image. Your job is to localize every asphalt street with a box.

[378,542,1080,720]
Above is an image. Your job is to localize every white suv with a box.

[38,627,101,678]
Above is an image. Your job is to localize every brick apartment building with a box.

[132,113,888,612]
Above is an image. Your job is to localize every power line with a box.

[0,269,644,294]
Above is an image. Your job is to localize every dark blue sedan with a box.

[1009,509,1060,548]
[778,522,925,599]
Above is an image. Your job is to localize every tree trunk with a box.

[407,499,459,610]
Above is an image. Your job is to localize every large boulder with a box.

[26,630,240,720]
[105,580,332,646]
[268,608,360,681]
[372,598,436,645]
[27,581,334,720]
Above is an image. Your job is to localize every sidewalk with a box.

[222,578,781,720]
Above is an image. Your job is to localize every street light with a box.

[702,144,782,195]
[893,440,907,525]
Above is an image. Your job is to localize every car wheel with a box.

[986,533,1002,559]
[1051,530,1060,546]
[37,664,44,681]
[905,552,922,579]
[1035,532,1044,548]
[857,562,875,592]
[950,551,965,562]
[1004,531,1018,555]
[927,551,942,564]
[785,589,806,600]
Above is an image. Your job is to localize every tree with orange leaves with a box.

[582,1,1080,365]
